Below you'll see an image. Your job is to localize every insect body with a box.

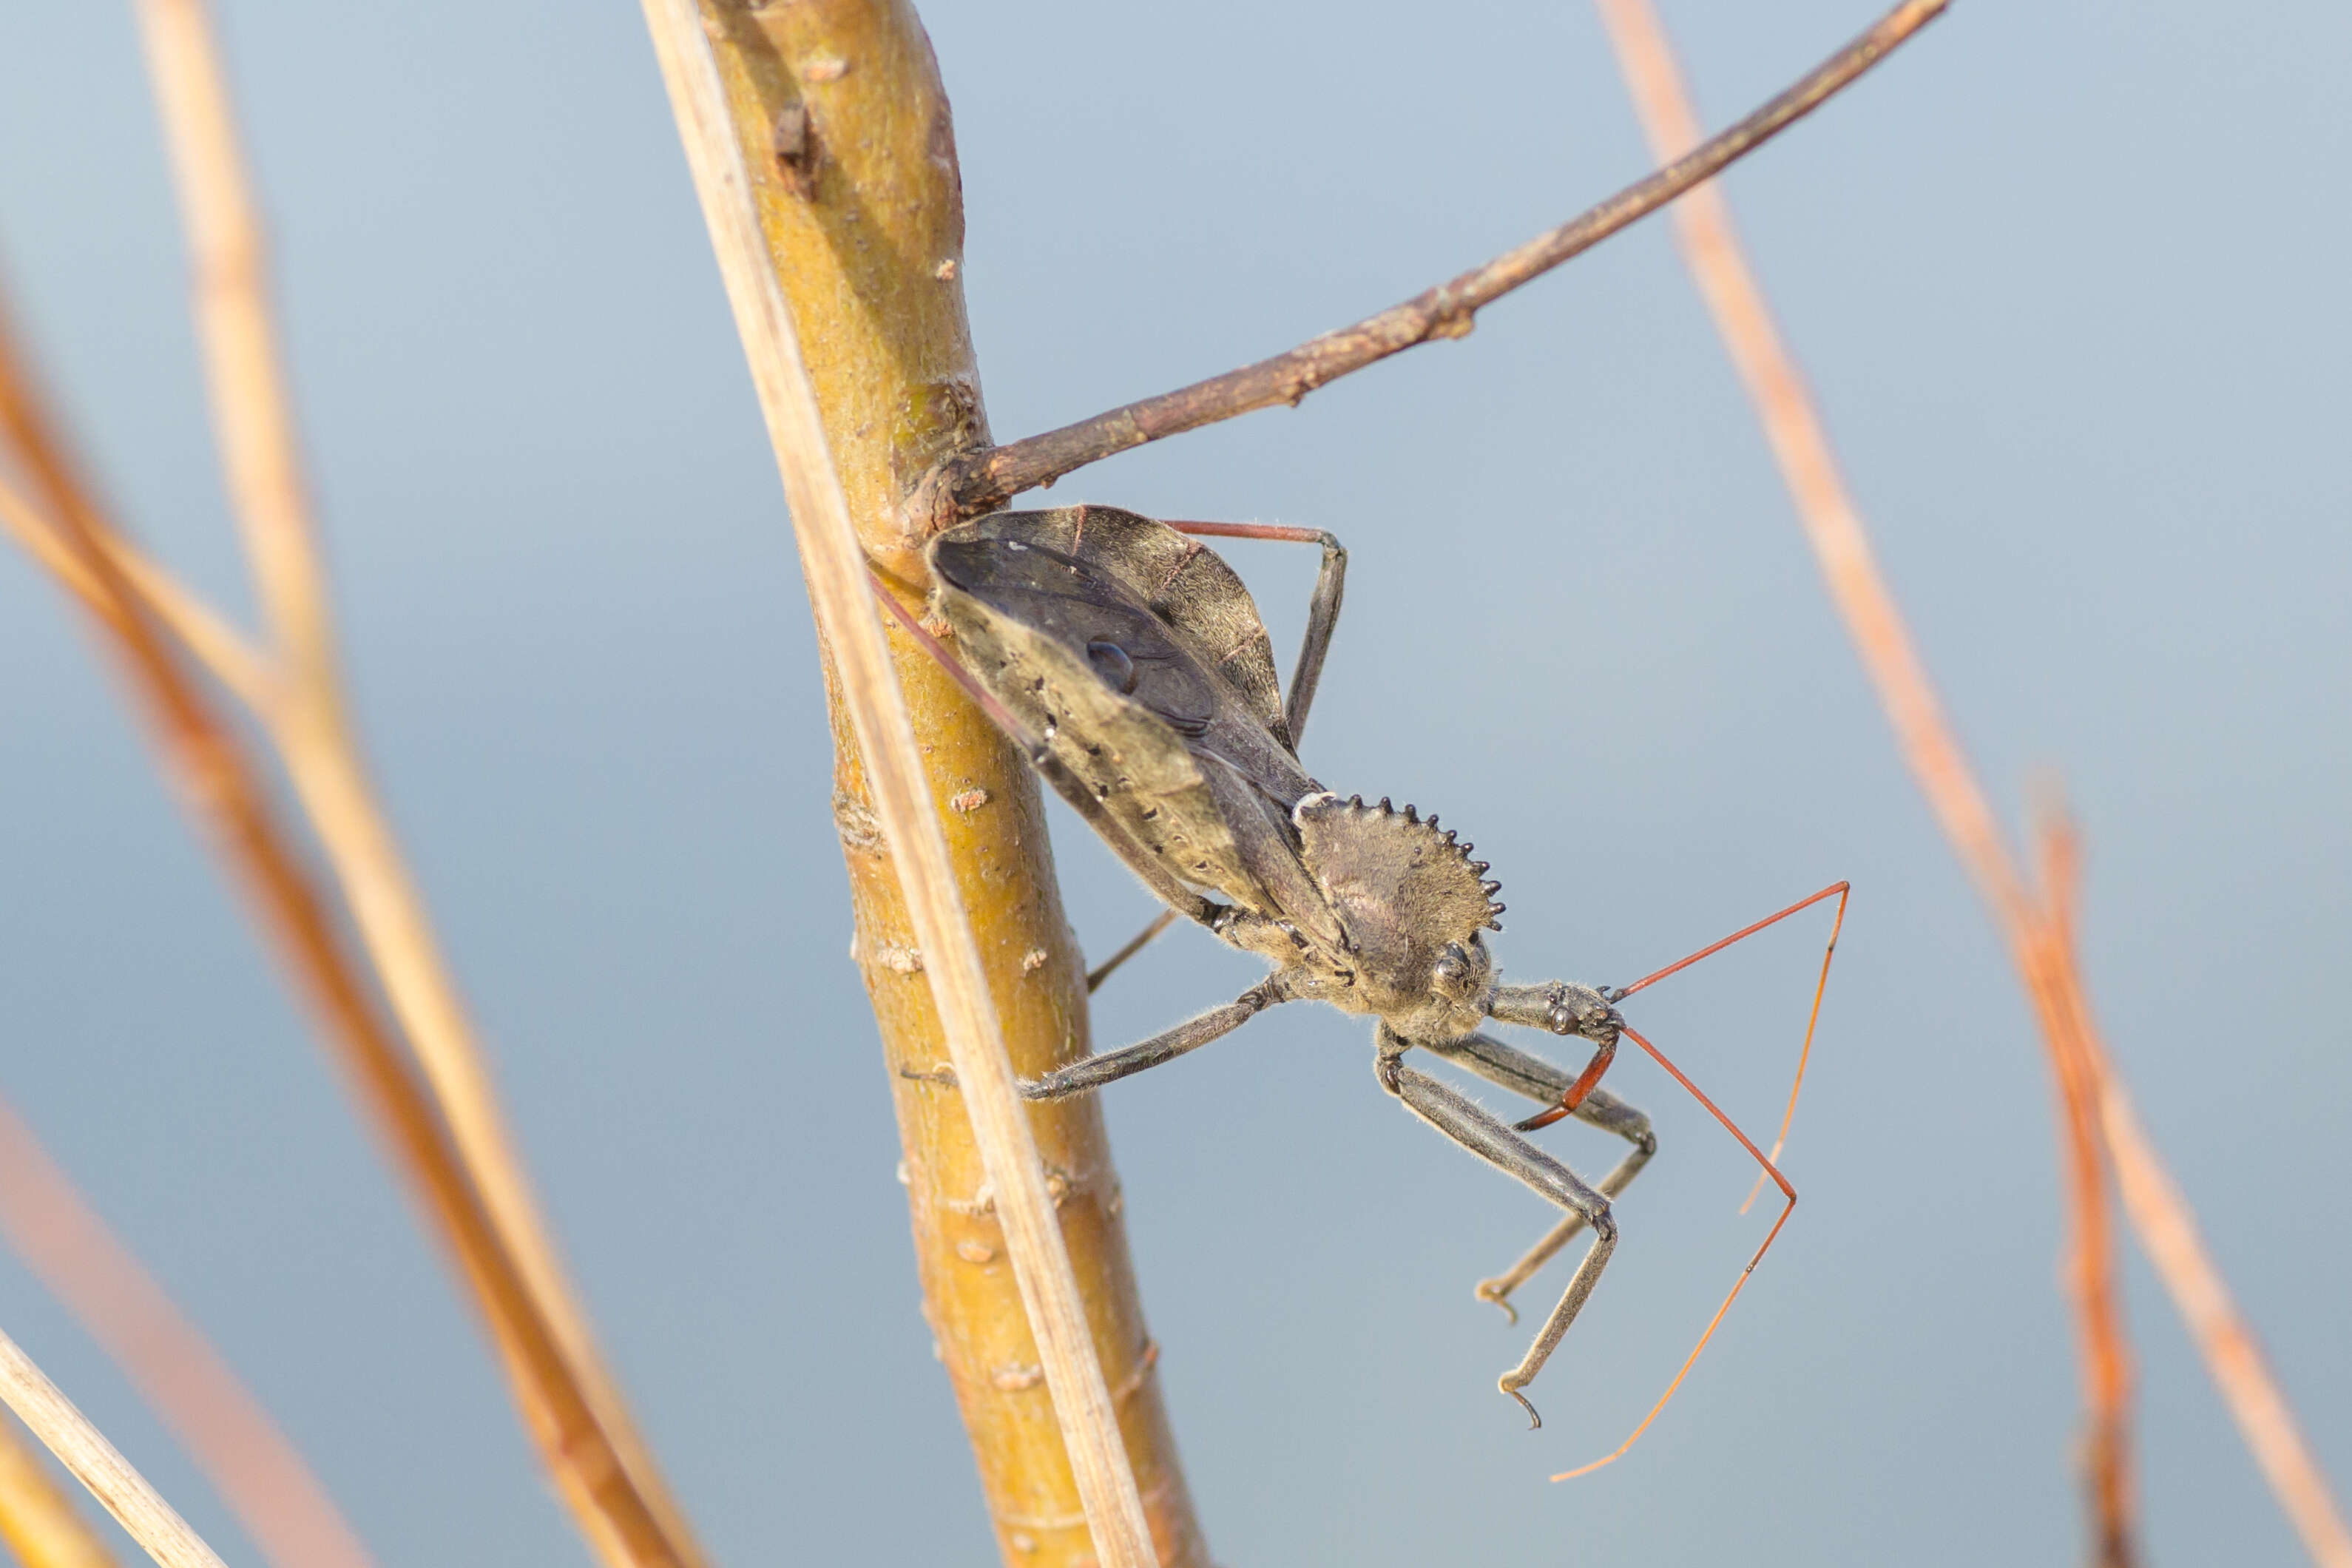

[890,503,1834,1436]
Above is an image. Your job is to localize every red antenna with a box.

[1544,881,1851,1481]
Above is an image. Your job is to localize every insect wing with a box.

[930,520,1337,943]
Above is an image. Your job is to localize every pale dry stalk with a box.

[126,6,709,1565]
[638,4,1155,1564]
[1588,1,2352,1563]
[0,1408,119,1568]
[0,1097,371,1568]
[0,1325,229,1568]
[0,301,690,1568]
[0,478,271,710]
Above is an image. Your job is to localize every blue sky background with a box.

[2,1,2346,1563]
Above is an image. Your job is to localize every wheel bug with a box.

[870,504,1846,1461]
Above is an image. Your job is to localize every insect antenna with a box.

[1551,1023,1794,1482]
[1518,882,1849,1194]
[1539,881,1849,1479]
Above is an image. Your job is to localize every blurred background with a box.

[2,0,2346,1562]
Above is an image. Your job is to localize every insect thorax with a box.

[1285,792,1504,1041]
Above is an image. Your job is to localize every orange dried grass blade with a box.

[1552,1024,1794,1481]
[0,1098,373,1568]
[1589,0,2352,1557]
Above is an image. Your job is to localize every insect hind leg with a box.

[1162,521,1347,746]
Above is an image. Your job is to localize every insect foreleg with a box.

[1020,976,1292,1101]
[1376,1030,1615,1429]
[1475,1093,1654,1323]
[1418,1031,1658,1325]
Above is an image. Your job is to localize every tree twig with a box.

[638,4,1158,1564]
[1586,1,2352,1562]
[0,1095,373,1568]
[124,7,710,1564]
[933,0,1947,523]
[0,1325,229,1568]
[0,1407,119,1568]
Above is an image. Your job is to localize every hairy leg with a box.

[1376,1031,1615,1427]
[1419,1031,1657,1323]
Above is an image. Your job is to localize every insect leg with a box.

[1420,1033,1658,1324]
[1163,521,1347,743]
[1084,909,1178,994]
[1472,1089,1653,1322]
[1376,1032,1615,1428]
[1020,976,1291,1101]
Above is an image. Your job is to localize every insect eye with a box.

[1086,638,1140,695]
[1433,943,1470,985]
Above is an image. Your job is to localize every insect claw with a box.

[1468,859,1489,873]
[1348,794,1365,808]
[1378,796,1393,812]
[1475,1280,1519,1326]
[1403,803,1419,822]
[1481,880,1502,896]
[1503,1383,1543,1430]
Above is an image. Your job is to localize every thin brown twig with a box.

[0,1325,228,1568]
[933,0,1947,523]
[0,296,690,1568]
[125,6,709,1564]
[1588,1,2352,1564]
[638,3,1158,1564]
[0,1408,119,1568]
[0,1095,373,1568]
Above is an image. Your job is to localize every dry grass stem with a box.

[132,0,333,692]
[638,4,1156,1563]
[0,1325,229,1568]
[0,477,273,710]
[939,0,1947,521]
[0,302,693,1568]
[0,1096,373,1568]
[2026,816,2138,1567]
[0,1410,119,1568]
[1589,1,2352,1562]
[124,6,710,1564]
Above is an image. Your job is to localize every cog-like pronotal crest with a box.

[1294,792,1504,943]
